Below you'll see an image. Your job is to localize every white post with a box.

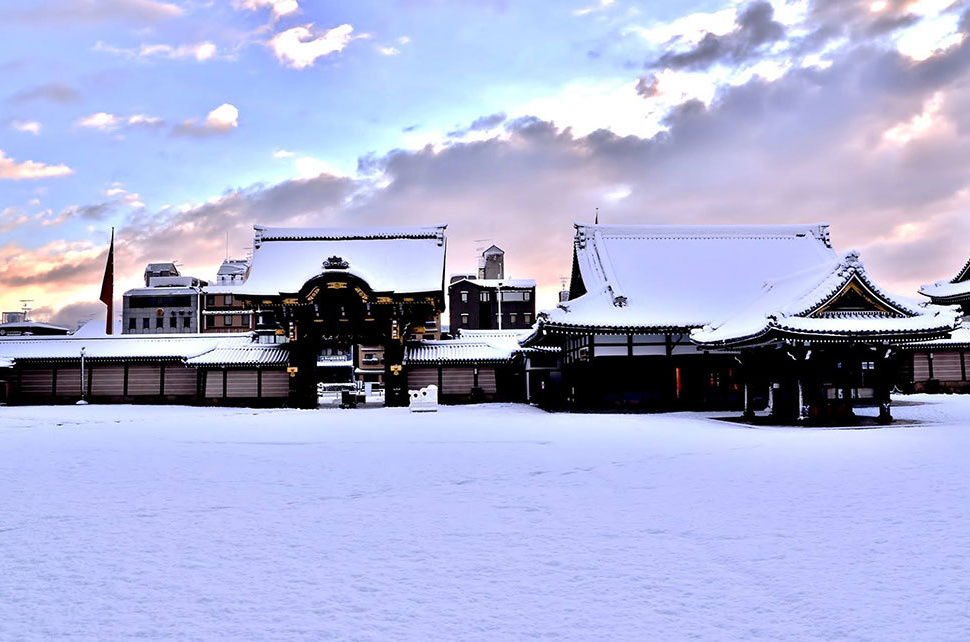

[797,378,807,421]
[77,347,89,405]
[767,383,774,416]
[497,281,503,330]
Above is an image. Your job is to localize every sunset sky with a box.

[2,0,970,327]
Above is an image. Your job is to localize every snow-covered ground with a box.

[2,396,969,640]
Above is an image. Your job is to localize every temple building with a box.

[222,224,448,407]
[526,223,959,422]
[901,256,970,393]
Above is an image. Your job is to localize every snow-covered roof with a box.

[407,328,549,364]
[229,224,448,297]
[185,343,289,366]
[449,278,536,289]
[217,260,249,276]
[0,333,255,362]
[898,326,970,349]
[124,287,200,297]
[455,328,533,347]
[146,262,178,273]
[406,339,517,364]
[919,279,970,302]
[0,321,70,334]
[692,251,960,346]
[547,223,836,331]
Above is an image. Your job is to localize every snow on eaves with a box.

[919,279,970,301]
[185,344,289,367]
[546,223,836,331]
[255,224,446,243]
[231,224,447,297]
[692,251,960,346]
[449,278,536,289]
[0,333,258,363]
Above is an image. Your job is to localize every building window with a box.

[524,313,531,324]
[510,313,517,325]
[128,318,136,330]
[461,313,469,326]
[184,317,191,329]
[156,317,164,328]
[206,316,215,329]
[224,315,233,327]
[480,291,489,302]
[169,317,177,328]
[142,318,149,329]
[460,291,468,303]
[225,295,233,306]
[206,295,215,306]
[524,291,531,302]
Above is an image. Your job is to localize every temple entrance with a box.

[248,271,442,409]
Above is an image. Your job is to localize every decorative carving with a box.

[323,256,349,269]
[612,295,628,308]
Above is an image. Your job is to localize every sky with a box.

[2,0,970,328]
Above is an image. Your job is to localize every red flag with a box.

[100,228,114,334]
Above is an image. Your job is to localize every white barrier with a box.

[409,384,439,413]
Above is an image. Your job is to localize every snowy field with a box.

[2,397,970,641]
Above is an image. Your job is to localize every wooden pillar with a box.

[743,381,754,420]
[384,339,407,407]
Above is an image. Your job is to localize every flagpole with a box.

[100,228,115,335]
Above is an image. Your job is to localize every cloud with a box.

[293,156,348,179]
[378,46,400,56]
[6,83,81,104]
[11,7,970,315]
[0,239,104,289]
[0,0,183,24]
[10,120,42,134]
[653,1,786,71]
[33,300,107,330]
[235,0,299,17]
[0,150,74,180]
[127,114,165,128]
[172,103,239,137]
[635,75,660,98]
[93,41,218,62]
[76,111,166,134]
[273,149,295,158]
[269,23,363,68]
[77,112,121,131]
[573,0,614,17]
[447,112,508,138]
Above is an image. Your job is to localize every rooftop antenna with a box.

[225,230,229,261]
[20,299,33,321]
[595,207,599,225]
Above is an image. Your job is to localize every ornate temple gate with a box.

[228,226,448,409]
[268,271,440,408]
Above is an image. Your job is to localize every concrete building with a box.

[123,263,205,334]
[202,259,254,334]
[449,245,536,331]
